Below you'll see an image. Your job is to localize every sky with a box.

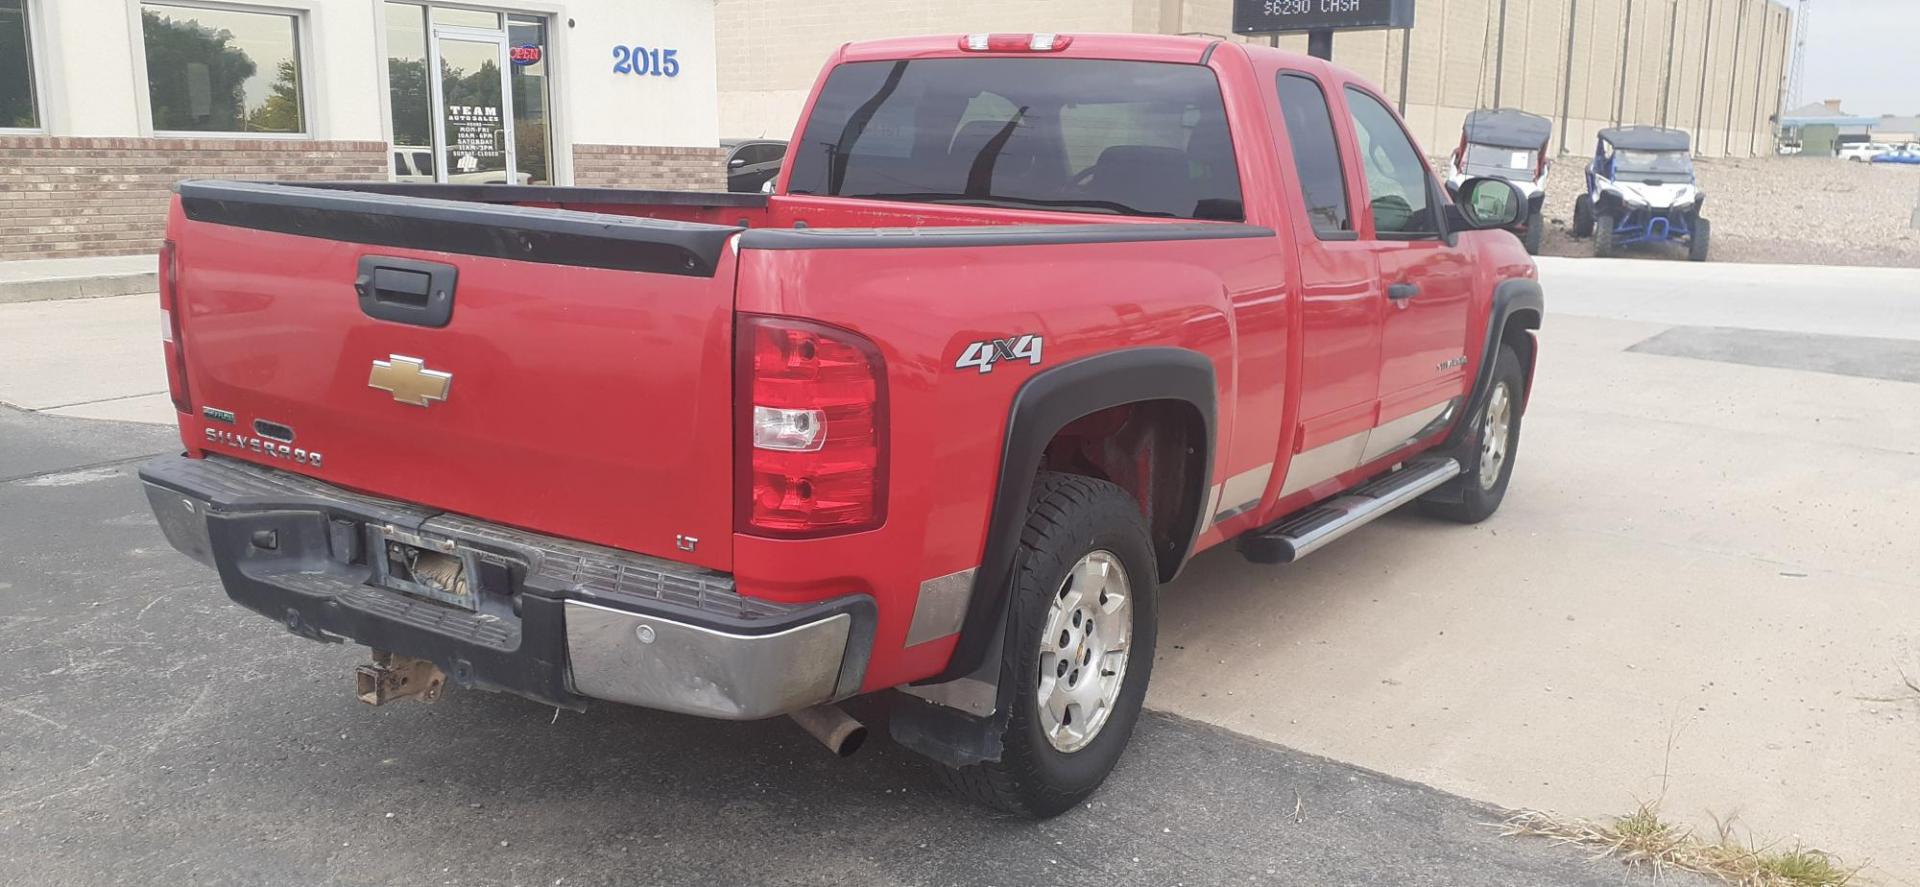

[1796,0,1918,116]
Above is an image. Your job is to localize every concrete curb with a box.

[0,255,158,304]
[0,271,158,304]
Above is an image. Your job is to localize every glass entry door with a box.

[429,29,517,183]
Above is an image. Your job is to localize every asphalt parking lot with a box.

[4,256,1917,885]
[0,408,1665,887]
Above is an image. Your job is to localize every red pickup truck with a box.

[142,33,1541,816]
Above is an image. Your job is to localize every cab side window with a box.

[1343,87,1438,238]
[1273,72,1352,238]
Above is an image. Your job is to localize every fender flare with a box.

[1442,276,1544,452]
[929,347,1216,685]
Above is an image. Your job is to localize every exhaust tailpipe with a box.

[789,704,867,757]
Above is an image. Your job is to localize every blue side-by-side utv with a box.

[1570,126,1710,262]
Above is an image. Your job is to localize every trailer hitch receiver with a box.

[355,650,448,705]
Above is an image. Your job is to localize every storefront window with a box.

[0,0,41,129]
[385,2,435,179]
[142,3,305,134]
[507,14,551,184]
[431,7,499,29]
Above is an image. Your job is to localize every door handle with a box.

[356,256,458,328]
[1387,283,1420,301]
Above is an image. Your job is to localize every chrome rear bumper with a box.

[565,601,852,719]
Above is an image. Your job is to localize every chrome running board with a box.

[1239,457,1461,564]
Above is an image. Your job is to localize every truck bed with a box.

[167,180,1264,572]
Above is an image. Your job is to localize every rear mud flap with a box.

[887,692,1007,769]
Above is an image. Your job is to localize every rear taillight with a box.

[737,315,887,537]
[158,240,191,414]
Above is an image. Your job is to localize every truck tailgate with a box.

[170,182,742,569]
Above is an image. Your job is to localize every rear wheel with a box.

[1593,213,1617,258]
[1420,343,1526,524]
[936,472,1158,817]
[1688,217,1712,262]
[1521,209,1544,254]
[1571,194,1594,237]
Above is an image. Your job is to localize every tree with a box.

[141,9,255,131]
[388,58,433,147]
[246,60,303,133]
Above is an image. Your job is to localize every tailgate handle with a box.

[355,256,457,328]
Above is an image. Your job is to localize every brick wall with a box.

[571,144,728,190]
[0,137,388,261]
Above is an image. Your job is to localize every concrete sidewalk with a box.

[0,254,157,304]
[0,293,172,424]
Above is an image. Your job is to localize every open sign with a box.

[510,44,542,65]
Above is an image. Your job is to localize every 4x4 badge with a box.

[369,355,453,407]
[955,334,1043,374]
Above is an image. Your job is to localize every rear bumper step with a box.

[140,454,872,719]
[1239,457,1461,564]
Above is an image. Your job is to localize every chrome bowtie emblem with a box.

[368,355,453,407]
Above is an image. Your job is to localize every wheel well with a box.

[1037,399,1206,580]
[1500,311,1540,407]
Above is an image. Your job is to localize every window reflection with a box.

[142,3,304,133]
[0,0,38,129]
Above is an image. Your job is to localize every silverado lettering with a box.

[203,427,323,468]
[141,33,1540,818]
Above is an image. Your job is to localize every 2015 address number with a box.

[612,45,681,77]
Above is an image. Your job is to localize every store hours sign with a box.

[1232,0,1414,34]
[446,105,502,173]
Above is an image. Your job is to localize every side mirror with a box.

[1454,176,1525,230]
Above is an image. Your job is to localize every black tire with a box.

[1688,217,1711,262]
[1593,213,1616,258]
[1419,343,1526,524]
[1521,209,1544,255]
[1571,194,1594,238]
[936,472,1158,817]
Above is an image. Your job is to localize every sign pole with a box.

[1306,29,1333,60]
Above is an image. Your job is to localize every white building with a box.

[0,0,724,260]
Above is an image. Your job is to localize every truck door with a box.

[1265,70,1384,503]
[1337,85,1474,457]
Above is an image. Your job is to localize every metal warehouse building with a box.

[717,0,1794,157]
[1,0,1790,261]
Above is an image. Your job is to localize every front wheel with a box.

[1593,213,1617,258]
[936,472,1158,817]
[1521,209,1544,254]
[1688,217,1712,262]
[1420,343,1526,524]
[1571,194,1594,238]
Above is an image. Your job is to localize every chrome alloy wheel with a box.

[1036,550,1133,753]
[1478,381,1513,490]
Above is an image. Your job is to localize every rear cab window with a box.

[786,58,1244,221]
[1273,71,1353,239]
